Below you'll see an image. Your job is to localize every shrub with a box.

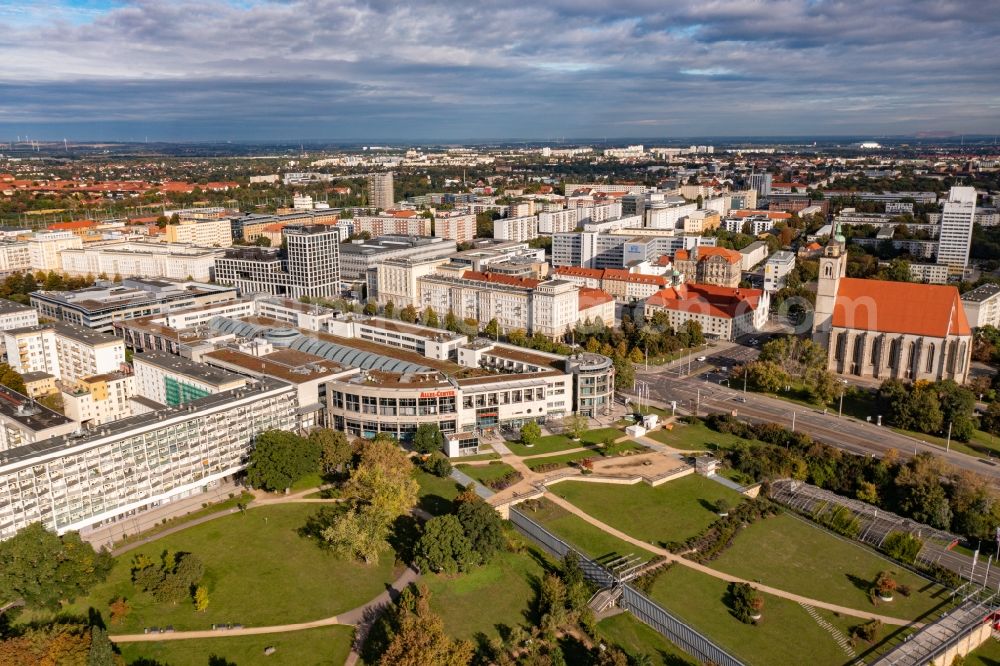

[729,582,763,624]
[882,531,923,565]
[851,619,882,644]
[422,452,453,478]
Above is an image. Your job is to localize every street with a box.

[629,342,1000,485]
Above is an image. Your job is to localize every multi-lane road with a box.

[627,341,1000,485]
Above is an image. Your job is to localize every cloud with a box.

[0,0,998,139]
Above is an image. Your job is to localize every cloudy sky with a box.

[1,0,999,141]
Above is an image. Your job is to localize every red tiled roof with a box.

[579,287,613,310]
[461,271,541,289]
[48,219,97,231]
[554,266,604,280]
[832,278,971,337]
[603,269,667,286]
[646,284,764,319]
[675,246,741,265]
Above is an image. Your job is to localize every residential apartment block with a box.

[433,211,476,244]
[58,241,224,282]
[163,218,234,246]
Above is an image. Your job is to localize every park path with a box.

[543,493,920,627]
[112,486,343,557]
[110,565,420,644]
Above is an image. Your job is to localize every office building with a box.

[962,283,1000,329]
[763,251,796,292]
[27,231,83,271]
[0,378,297,541]
[368,172,395,210]
[163,218,234,246]
[0,241,31,275]
[59,241,225,282]
[644,283,769,341]
[340,236,456,282]
[215,225,341,299]
[747,173,773,197]
[133,349,247,406]
[30,278,237,333]
[673,247,743,288]
[937,186,977,275]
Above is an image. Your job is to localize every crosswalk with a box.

[800,602,863,663]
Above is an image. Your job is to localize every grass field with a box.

[414,469,463,516]
[112,492,255,548]
[579,427,625,444]
[551,475,743,546]
[708,512,950,621]
[817,607,918,663]
[648,565,872,666]
[117,625,354,665]
[966,635,1000,665]
[456,462,519,485]
[524,450,594,471]
[425,548,547,643]
[38,504,399,634]
[646,419,753,452]
[506,433,579,456]
[596,613,696,666]
[520,498,655,562]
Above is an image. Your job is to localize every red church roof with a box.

[832,278,971,337]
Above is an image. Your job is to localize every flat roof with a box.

[133,349,246,387]
[203,348,344,384]
[0,384,75,432]
[52,321,122,346]
[0,298,34,315]
[961,283,1000,303]
[0,378,290,468]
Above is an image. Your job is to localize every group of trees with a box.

[0,622,118,666]
[413,488,506,574]
[245,430,323,492]
[728,582,764,624]
[738,336,837,404]
[364,584,475,666]
[706,413,1000,539]
[130,550,206,608]
[878,378,978,441]
[311,436,419,564]
[0,270,96,304]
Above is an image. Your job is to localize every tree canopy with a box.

[245,430,321,491]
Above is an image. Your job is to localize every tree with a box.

[981,401,1000,435]
[562,413,589,439]
[484,318,500,340]
[310,428,353,475]
[193,585,210,612]
[363,301,377,316]
[400,304,418,323]
[0,362,27,394]
[0,523,112,610]
[456,497,505,563]
[742,361,789,393]
[321,507,388,564]
[384,301,395,319]
[507,328,526,347]
[108,597,131,625]
[413,423,444,454]
[245,430,321,492]
[414,514,477,574]
[422,307,439,328]
[682,320,704,347]
[519,420,541,447]
[422,451,452,477]
[88,625,117,666]
[729,582,764,623]
[380,586,474,666]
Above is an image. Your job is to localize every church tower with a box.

[812,225,847,345]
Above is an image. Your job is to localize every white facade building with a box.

[59,241,224,282]
[763,251,796,292]
[494,215,539,242]
[28,231,83,271]
[962,283,1000,329]
[938,186,977,275]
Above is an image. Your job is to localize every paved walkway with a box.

[543,493,920,627]
[111,566,420,644]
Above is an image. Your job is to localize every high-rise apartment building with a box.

[937,186,977,275]
[368,172,395,211]
[747,173,773,197]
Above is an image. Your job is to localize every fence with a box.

[509,507,745,666]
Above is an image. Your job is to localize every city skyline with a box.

[2,0,999,141]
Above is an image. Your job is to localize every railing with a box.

[509,507,745,666]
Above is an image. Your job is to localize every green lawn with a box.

[290,472,326,492]
[414,469,463,516]
[966,635,1000,666]
[112,492,255,548]
[646,419,753,452]
[818,608,918,663]
[520,498,655,562]
[596,613,696,666]
[579,427,625,444]
[648,565,872,666]
[506,433,578,456]
[425,548,547,642]
[38,504,399,634]
[602,440,648,456]
[551,475,743,546]
[524,450,594,471]
[456,462,519,484]
[709,512,950,621]
[117,625,354,666]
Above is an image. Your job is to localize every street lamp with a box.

[838,379,848,418]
